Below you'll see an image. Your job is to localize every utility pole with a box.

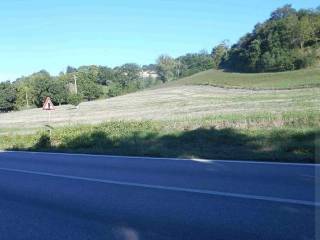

[73,74,78,94]
[176,59,181,78]
[25,90,29,108]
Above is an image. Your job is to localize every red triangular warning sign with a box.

[43,97,55,110]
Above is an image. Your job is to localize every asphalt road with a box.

[0,151,318,240]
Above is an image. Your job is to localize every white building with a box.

[140,70,158,79]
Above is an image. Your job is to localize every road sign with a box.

[43,97,55,111]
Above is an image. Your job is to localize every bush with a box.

[292,49,317,69]
[34,133,51,149]
[67,93,83,106]
[107,83,123,97]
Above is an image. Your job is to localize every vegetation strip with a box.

[1,120,318,163]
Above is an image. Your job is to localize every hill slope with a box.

[0,85,319,134]
[1,68,320,135]
[1,68,319,162]
[165,68,320,89]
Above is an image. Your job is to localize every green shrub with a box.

[67,93,83,106]
[34,133,51,149]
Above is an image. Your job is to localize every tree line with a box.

[214,5,320,72]
[1,4,319,112]
[0,51,213,112]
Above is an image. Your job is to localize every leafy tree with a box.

[142,64,157,71]
[295,15,314,49]
[270,4,296,20]
[77,72,103,101]
[66,66,77,74]
[15,77,34,109]
[29,71,56,107]
[156,55,177,82]
[53,77,69,105]
[96,66,115,85]
[116,63,141,88]
[177,51,214,77]
[0,81,17,112]
[77,65,99,83]
[211,42,229,69]
[24,70,69,107]
[247,39,262,71]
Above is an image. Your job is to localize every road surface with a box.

[0,151,318,240]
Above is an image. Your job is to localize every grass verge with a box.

[1,118,319,163]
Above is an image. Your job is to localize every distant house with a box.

[140,70,158,79]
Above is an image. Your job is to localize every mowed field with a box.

[164,68,320,89]
[0,68,320,135]
[1,68,319,162]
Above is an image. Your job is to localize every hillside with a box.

[164,68,320,90]
[1,68,320,162]
[1,67,320,135]
[220,5,320,73]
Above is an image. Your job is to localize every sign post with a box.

[42,97,55,136]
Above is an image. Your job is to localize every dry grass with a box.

[0,85,319,135]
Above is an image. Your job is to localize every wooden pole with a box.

[74,75,78,94]
[48,111,52,137]
[26,91,29,108]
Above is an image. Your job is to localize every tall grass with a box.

[2,114,319,163]
[158,111,320,130]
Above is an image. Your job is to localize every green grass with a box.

[170,111,320,129]
[1,118,319,163]
[1,68,319,163]
[164,68,320,89]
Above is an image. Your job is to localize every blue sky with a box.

[0,0,318,81]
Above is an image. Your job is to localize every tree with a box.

[29,71,54,107]
[156,55,177,82]
[96,66,115,85]
[0,81,17,112]
[77,65,99,83]
[211,42,229,69]
[177,51,214,77]
[116,63,141,88]
[15,77,34,109]
[270,4,296,20]
[66,66,77,74]
[53,78,69,105]
[142,64,157,71]
[30,71,68,107]
[77,72,103,101]
[247,39,261,71]
[295,15,314,49]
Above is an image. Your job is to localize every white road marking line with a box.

[0,167,318,207]
[1,150,317,166]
